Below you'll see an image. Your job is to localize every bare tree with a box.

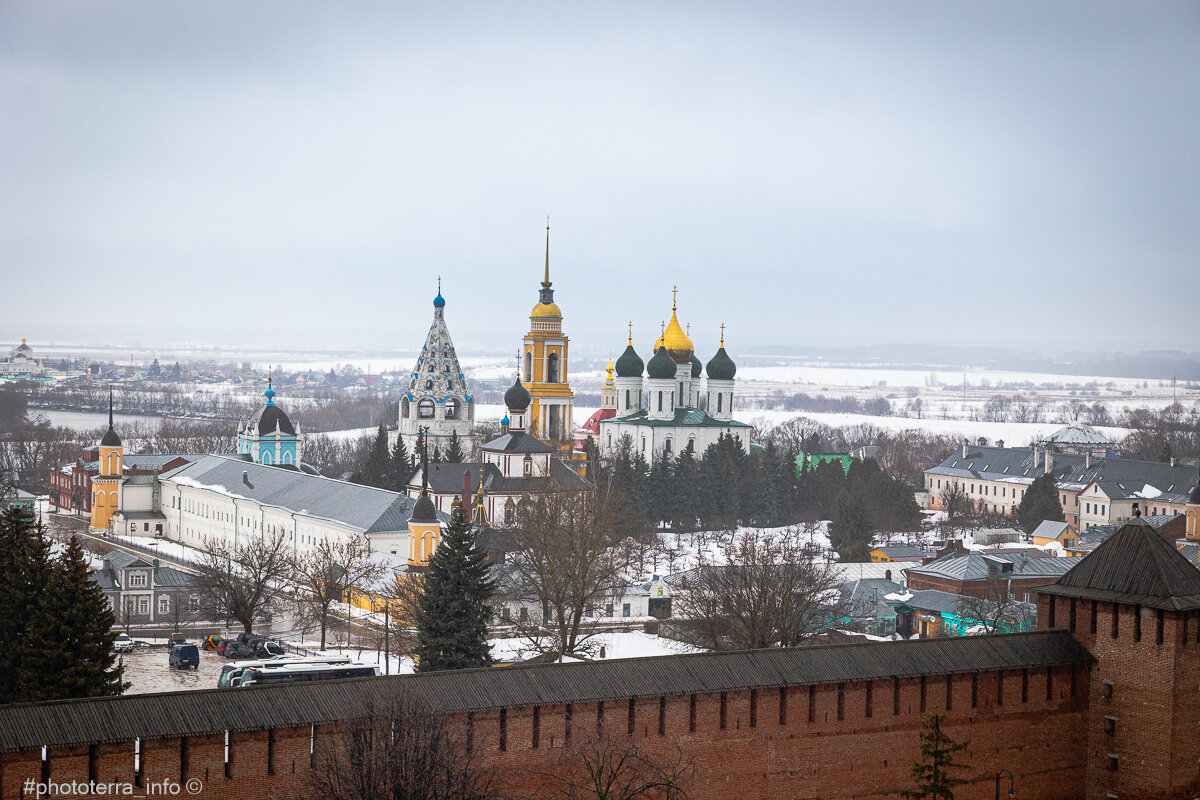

[193,533,293,633]
[672,527,850,650]
[503,484,632,658]
[954,576,1037,634]
[310,689,496,800]
[531,729,694,800]
[939,483,969,521]
[294,535,387,649]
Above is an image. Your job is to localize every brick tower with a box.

[1039,515,1200,799]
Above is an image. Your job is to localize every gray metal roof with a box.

[92,550,197,591]
[925,446,1199,504]
[1030,520,1072,539]
[1041,518,1200,611]
[481,432,554,453]
[894,589,965,616]
[0,630,1090,754]
[905,551,1081,583]
[125,454,195,472]
[873,545,932,559]
[162,455,443,534]
[1047,423,1112,445]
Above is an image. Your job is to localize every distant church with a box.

[598,289,751,459]
[395,282,476,458]
[236,376,301,466]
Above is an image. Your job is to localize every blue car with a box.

[169,644,200,670]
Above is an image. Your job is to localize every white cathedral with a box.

[394,283,476,458]
[597,290,751,459]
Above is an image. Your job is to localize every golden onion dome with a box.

[530,301,562,319]
[660,309,693,364]
[605,354,615,382]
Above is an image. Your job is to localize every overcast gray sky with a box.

[2,1,1198,359]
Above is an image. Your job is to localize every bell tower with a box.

[522,219,574,446]
[91,387,123,531]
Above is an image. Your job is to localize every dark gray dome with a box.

[614,344,644,378]
[647,347,676,380]
[706,347,736,381]
[504,377,531,412]
[690,355,702,378]
[247,404,296,436]
[411,491,438,524]
[100,427,122,447]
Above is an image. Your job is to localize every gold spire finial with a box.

[268,368,272,388]
[720,323,725,348]
[627,321,633,346]
[672,285,678,311]
[686,322,690,336]
[661,320,666,335]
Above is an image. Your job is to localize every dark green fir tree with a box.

[389,435,412,492]
[900,714,972,799]
[363,423,391,488]
[415,509,495,672]
[1017,472,1065,534]
[17,536,126,701]
[444,430,465,463]
[0,507,53,703]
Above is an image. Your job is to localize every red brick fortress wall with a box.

[1,666,1089,800]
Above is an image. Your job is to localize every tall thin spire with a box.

[108,385,114,429]
[672,284,678,311]
[720,322,725,348]
[419,426,430,493]
[542,216,551,289]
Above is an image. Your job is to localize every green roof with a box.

[796,452,853,476]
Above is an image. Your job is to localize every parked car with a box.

[113,633,134,653]
[169,644,200,670]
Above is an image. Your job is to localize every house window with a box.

[622,603,631,618]
[1105,716,1116,736]
[137,597,149,614]
[158,595,170,614]
[129,572,147,588]
[190,596,200,612]
[1106,755,1118,772]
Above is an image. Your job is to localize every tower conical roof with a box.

[100,386,122,447]
[407,283,469,402]
[1042,516,1200,610]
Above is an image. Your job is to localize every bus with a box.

[217,655,356,689]
[231,661,378,687]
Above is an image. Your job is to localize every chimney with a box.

[242,470,250,487]
[962,440,968,459]
[996,439,1004,449]
[152,558,159,569]
[1045,449,1054,475]
[1171,457,1176,468]
[1085,451,1092,469]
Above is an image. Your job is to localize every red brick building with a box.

[0,517,1196,800]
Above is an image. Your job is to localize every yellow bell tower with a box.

[522,219,574,447]
[90,387,123,531]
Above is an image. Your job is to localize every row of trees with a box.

[0,507,125,703]
[350,425,466,490]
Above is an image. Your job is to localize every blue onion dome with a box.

[690,355,702,378]
[411,490,438,524]
[504,376,531,411]
[264,384,276,405]
[501,415,511,427]
[646,346,677,379]
[706,346,736,381]
[433,292,446,308]
[614,343,644,377]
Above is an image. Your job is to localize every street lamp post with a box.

[995,768,1016,800]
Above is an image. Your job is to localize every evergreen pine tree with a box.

[17,536,125,701]
[389,435,412,492]
[361,423,391,488]
[415,509,495,672]
[1017,472,1064,534]
[148,358,161,377]
[444,431,464,463]
[829,488,874,559]
[670,442,700,532]
[431,445,443,463]
[646,451,674,528]
[168,361,183,380]
[900,714,972,800]
[0,507,52,703]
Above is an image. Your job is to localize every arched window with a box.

[418,399,435,418]
[657,392,663,412]
[664,438,672,454]
[504,498,516,525]
[547,352,559,383]
[425,379,433,391]
[401,397,411,419]
[525,352,532,382]
[445,399,458,419]
[717,393,723,413]
[625,389,630,408]
[523,454,533,477]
